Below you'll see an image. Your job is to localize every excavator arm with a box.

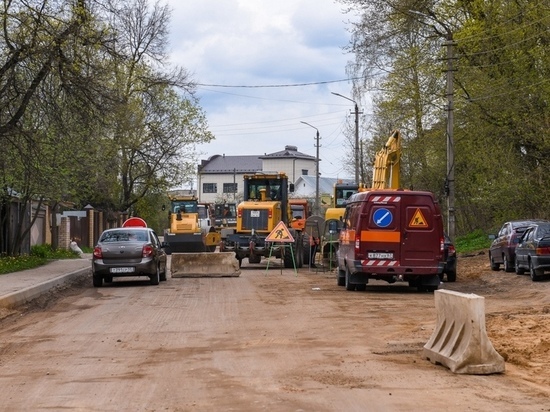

[372,130,402,189]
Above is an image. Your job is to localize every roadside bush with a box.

[0,245,79,275]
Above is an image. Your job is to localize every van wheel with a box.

[446,270,456,282]
[337,268,346,286]
[356,284,367,291]
[345,269,356,291]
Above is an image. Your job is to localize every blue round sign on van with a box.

[373,208,392,228]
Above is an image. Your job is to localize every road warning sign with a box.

[409,208,428,228]
[265,221,295,243]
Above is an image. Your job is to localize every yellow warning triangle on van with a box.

[409,208,429,227]
[265,221,295,243]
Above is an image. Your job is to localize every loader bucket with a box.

[171,252,241,277]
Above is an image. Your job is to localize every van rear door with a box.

[400,195,442,267]
[360,192,442,269]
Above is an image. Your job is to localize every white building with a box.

[197,145,332,204]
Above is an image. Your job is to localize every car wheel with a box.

[150,265,160,285]
[503,255,514,273]
[489,254,500,271]
[345,268,356,291]
[92,273,103,287]
[515,257,525,275]
[529,261,543,281]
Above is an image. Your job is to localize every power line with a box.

[195,77,364,88]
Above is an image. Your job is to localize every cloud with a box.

[164,0,364,180]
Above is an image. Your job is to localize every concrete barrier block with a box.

[171,252,241,277]
[423,289,505,374]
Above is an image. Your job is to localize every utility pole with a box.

[300,121,321,216]
[445,33,456,240]
[408,10,456,240]
[331,92,362,185]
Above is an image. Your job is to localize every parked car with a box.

[514,222,550,281]
[92,227,167,287]
[489,220,548,272]
[440,234,457,282]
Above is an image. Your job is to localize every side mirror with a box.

[289,183,295,193]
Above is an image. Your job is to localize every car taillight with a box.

[354,234,363,258]
[536,247,550,255]
[448,244,456,256]
[440,237,445,252]
[268,209,272,219]
[237,208,242,218]
[142,245,153,257]
[93,246,102,259]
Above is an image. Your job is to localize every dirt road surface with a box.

[0,252,549,411]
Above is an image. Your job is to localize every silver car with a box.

[92,227,167,287]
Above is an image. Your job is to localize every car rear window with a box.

[100,230,148,242]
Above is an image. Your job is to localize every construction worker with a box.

[309,233,320,268]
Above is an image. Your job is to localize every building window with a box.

[223,183,238,193]
[302,169,308,175]
[203,183,217,193]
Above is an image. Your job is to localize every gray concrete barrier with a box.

[423,289,505,374]
[171,252,241,277]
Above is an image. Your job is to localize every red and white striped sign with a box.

[371,195,401,203]
[361,259,399,267]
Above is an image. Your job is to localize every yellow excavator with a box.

[324,130,402,222]
[320,130,402,267]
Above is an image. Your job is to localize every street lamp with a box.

[300,121,321,216]
[331,92,361,185]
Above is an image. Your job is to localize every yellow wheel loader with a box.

[221,172,304,268]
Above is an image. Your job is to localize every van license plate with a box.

[110,267,135,273]
[368,253,393,259]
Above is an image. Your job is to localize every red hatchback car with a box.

[489,219,548,272]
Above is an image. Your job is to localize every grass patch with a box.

[0,245,80,275]
[455,230,492,254]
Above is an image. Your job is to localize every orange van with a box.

[337,189,446,292]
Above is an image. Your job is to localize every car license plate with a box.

[250,210,260,217]
[368,252,393,259]
[110,267,135,273]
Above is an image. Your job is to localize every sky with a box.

[163,0,368,182]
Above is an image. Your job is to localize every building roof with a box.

[295,175,339,194]
[198,154,262,174]
[259,145,316,160]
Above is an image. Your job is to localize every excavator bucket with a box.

[170,252,241,277]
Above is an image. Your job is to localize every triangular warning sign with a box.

[265,221,295,243]
[409,208,429,227]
